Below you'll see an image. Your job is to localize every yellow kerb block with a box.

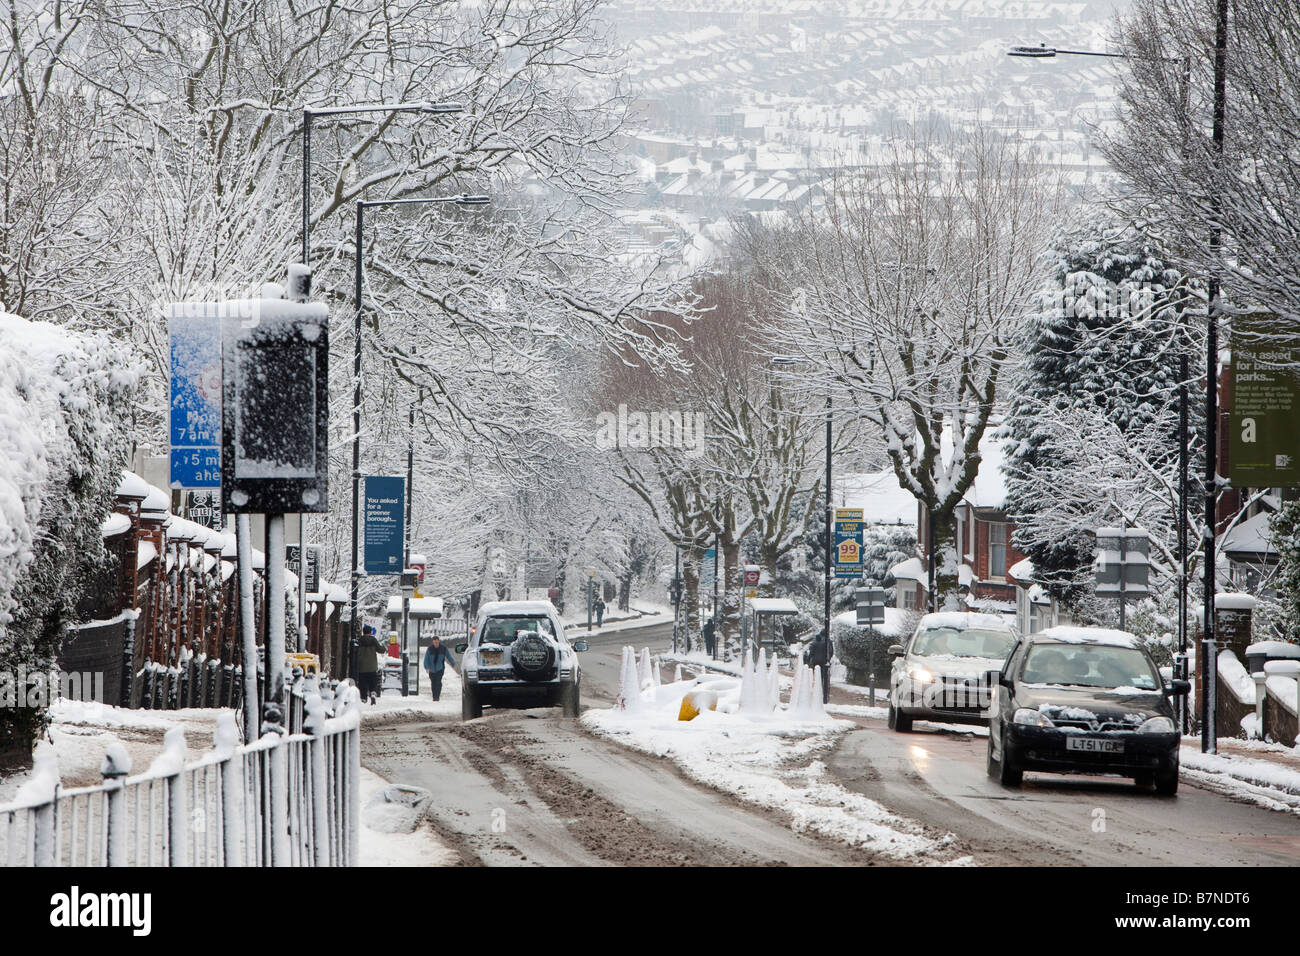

[678,689,718,721]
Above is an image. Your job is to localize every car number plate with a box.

[480,651,502,666]
[1065,737,1123,754]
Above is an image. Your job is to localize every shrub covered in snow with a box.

[0,313,137,764]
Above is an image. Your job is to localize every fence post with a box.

[210,712,241,866]
[32,798,57,867]
[347,687,360,866]
[303,689,329,867]
[102,744,132,866]
[120,613,137,708]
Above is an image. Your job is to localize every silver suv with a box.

[456,601,587,719]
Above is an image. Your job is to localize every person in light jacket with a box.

[422,636,456,701]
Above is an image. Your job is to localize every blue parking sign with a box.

[169,306,222,488]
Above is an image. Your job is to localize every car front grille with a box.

[1051,719,1138,733]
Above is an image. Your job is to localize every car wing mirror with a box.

[455,642,468,654]
[887,645,905,657]
[573,641,588,652]
[1167,679,1191,696]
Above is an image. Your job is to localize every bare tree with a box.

[749,127,1058,608]
[1106,0,1300,327]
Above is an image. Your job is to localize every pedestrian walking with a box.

[423,635,456,702]
[356,624,385,704]
[702,616,716,656]
[594,593,606,628]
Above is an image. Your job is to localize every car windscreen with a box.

[1022,643,1160,690]
[910,627,1016,660]
[478,615,554,645]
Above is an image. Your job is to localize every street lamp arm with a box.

[304,101,463,117]
[360,194,491,210]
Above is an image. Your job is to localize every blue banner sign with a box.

[363,476,405,575]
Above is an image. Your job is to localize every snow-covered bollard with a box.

[809,667,826,717]
[638,647,653,690]
[673,663,683,684]
[789,654,806,711]
[617,646,642,713]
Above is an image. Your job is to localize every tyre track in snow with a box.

[362,621,882,866]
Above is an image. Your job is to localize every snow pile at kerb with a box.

[585,646,962,862]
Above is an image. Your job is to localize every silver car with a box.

[887,612,1017,732]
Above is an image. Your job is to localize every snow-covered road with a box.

[361,622,887,865]
[359,621,1300,867]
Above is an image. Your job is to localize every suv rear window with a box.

[479,615,554,645]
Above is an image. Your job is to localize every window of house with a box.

[902,585,916,610]
[989,522,1007,578]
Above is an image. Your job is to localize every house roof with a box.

[1221,510,1276,558]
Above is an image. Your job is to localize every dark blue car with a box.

[985,627,1190,795]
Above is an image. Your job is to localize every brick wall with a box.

[58,616,127,705]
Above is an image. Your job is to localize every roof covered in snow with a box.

[386,596,444,619]
[478,600,558,618]
[890,557,926,582]
[749,597,799,615]
[1032,625,1139,649]
[1221,510,1276,557]
[917,611,1012,631]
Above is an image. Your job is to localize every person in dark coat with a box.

[806,628,833,703]
[702,617,716,656]
[356,625,386,704]
[422,636,456,701]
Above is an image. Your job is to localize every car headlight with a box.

[1013,708,1055,728]
[1138,716,1175,734]
[907,665,934,684]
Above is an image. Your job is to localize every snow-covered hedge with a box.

[0,312,137,763]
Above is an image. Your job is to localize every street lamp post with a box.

[1008,26,1226,752]
[301,101,462,269]
[348,194,491,676]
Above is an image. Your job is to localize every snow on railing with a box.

[0,678,361,867]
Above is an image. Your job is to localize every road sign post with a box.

[856,587,886,705]
[1095,527,1150,631]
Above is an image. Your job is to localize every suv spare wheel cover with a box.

[511,631,555,681]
